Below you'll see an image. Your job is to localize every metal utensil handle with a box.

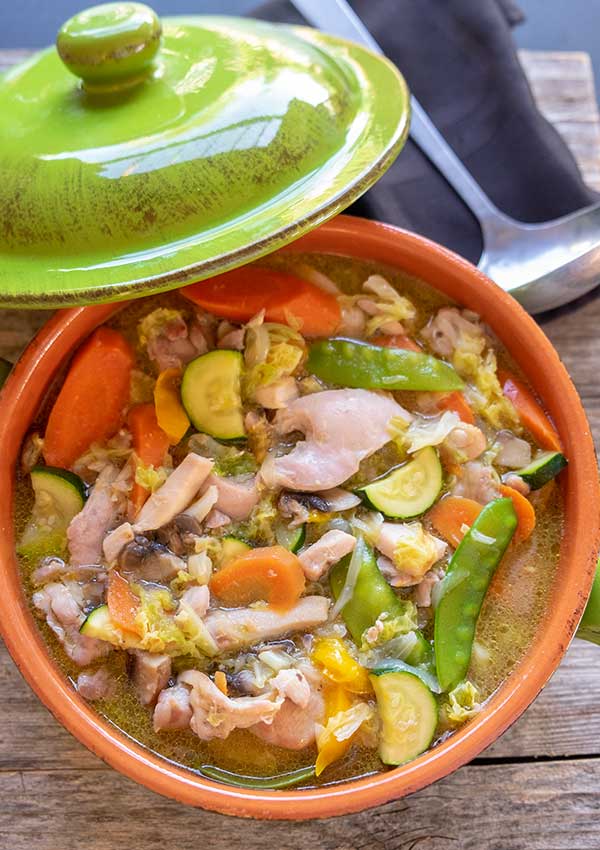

[290,0,501,221]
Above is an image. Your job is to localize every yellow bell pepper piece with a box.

[316,684,375,776]
[312,637,372,694]
[154,368,190,444]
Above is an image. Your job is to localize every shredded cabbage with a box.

[405,412,460,453]
[134,462,169,493]
[362,275,417,335]
[243,322,305,399]
[389,522,446,577]
[359,606,418,652]
[73,432,132,476]
[231,496,278,545]
[132,587,205,657]
[351,511,384,545]
[443,680,482,725]
[387,414,410,450]
[138,307,185,346]
[331,534,365,619]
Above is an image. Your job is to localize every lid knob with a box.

[56,2,162,92]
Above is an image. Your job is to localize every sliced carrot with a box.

[435,391,475,425]
[498,370,562,452]
[209,545,305,611]
[107,570,141,636]
[428,496,483,548]
[44,327,134,469]
[371,333,422,352]
[214,671,228,696]
[180,267,341,337]
[154,367,190,444]
[128,403,170,516]
[499,484,536,545]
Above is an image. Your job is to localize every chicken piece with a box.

[153,684,193,732]
[421,307,485,358]
[179,585,210,619]
[316,488,361,512]
[260,389,410,491]
[494,430,532,469]
[251,666,325,750]
[204,473,260,521]
[502,472,531,496]
[270,667,312,708]
[376,522,446,587]
[130,650,172,707]
[217,328,245,350]
[298,530,356,581]
[178,670,282,741]
[68,464,121,566]
[204,508,231,529]
[255,376,299,410]
[413,566,445,608]
[452,461,501,504]
[205,596,330,652]
[102,521,135,566]
[32,559,105,586]
[133,454,213,531]
[182,485,218,524]
[143,309,207,372]
[120,535,186,583]
[442,423,487,463]
[76,666,118,701]
[33,582,110,667]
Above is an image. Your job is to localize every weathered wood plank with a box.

[1,758,600,850]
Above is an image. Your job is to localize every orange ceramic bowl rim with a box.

[0,216,598,820]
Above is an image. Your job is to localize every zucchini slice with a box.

[511,450,567,490]
[357,447,442,519]
[218,536,251,566]
[18,466,86,555]
[370,668,438,765]
[275,522,306,554]
[80,604,138,648]
[181,350,245,440]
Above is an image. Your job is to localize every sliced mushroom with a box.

[120,535,186,583]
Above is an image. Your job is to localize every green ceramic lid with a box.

[0,3,410,307]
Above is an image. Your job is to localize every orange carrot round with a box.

[181,267,341,337]
[209,545,306,610]
[371,333,422,352]
[128,403,170,515]
[499,370,562,452]
[107,570,141,636]
[43,327,134,469]
[499,484,536,545]
[428,496,483,548]
[435,391,475,425]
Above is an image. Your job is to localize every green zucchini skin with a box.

[511,451,567,490]
[369,668,438,765]
[181,350,245,440]
[356,447,442,519]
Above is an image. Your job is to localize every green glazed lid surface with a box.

[0,6,410,307]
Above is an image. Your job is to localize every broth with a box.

[14,253,562,787]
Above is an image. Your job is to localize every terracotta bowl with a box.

[0,216,598,819]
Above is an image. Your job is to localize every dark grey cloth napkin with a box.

[254,0,597,263]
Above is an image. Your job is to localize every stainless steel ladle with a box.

[291,0,600,314]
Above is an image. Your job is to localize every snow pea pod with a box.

[329,541,432,667]
[307,338,463,391]
[199,764,316,789]
[434,497,517,691]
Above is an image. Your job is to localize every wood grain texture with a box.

[1,48,600,846]
[1,759,600,850]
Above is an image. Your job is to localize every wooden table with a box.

[1,50,600,850]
